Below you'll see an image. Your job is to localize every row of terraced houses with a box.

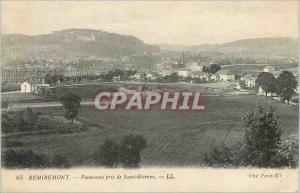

[1,67,114,83]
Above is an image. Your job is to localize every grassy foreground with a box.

[2,95,298,166]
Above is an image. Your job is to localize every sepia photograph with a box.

[0,1,299,192]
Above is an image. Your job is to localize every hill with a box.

[1,29,160,60]
[156,37,299,58]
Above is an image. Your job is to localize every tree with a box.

[243,105,282,167]
[203,105,296,168]
[209,64,221,74]
[59,93,81,123]
[239,80,247,89]
[163,72,179,83]
[58,76,64,86]
[256,72,276,96]
[94,135,147,168]
[45,74,52,84]
[95,139,119,167]
[276,71,297,104]
[119,135,147,167]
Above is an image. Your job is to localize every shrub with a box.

[95,139,119,167]
[243,105,282,167]
[2,108,38,133]
[203,105,297,168]
[95,135,147,168]
[2,149,50,168]
[270,138,298,168]
[203,143,238,167]
[119,135,147,168]
[51,154,71,168]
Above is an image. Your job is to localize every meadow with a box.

[3,94,298,167]
[1,92,43,103]
[222,63,298,75]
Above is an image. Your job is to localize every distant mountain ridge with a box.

[2,29,298,62]
[156,37,299,57]
[1,29,160,60]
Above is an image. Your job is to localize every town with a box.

[2,53,299,103]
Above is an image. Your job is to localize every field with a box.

[50,81,238,101]
[222,63,298,75]
[3,94,298,167]
[1,92,43,103]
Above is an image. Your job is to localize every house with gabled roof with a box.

[216,70,235,81]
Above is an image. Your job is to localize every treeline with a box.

[256,71,297,103]
[202,64,221,74]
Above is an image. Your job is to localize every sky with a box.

[1,1,299,45]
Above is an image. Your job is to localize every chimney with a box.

[198,53,201,65]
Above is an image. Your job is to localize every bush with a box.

[2,149,50,168]
[203,105,297,168]
[239,80,247,89]
[51,154,71,168]
[2,149,72,168]
[2,108,38,133]
[95,139,119,167]
[203,143,240,167]
[119,135,147,168]
[95,135,147,168]
[243,105,282,167]
[270,138,298,168]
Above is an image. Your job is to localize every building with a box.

[159,71,172,77]
[188,62,203,72]
[145,73,156,80]
[191,72,209,81]
[21,81,33,93]
[263,66,276,73]
[241,74,257,87]
[20,81,49,93]
[112,76,121,82]
[210,74,217,81]
[63,67,104,77]
[129,73,141,81]
[33,83,50,94]
[177,52,186,68]
[178,70,190,77]
[2,68,62,83]
[216,70,235,81]
[199,72,210,81]
[2,68,46,83]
